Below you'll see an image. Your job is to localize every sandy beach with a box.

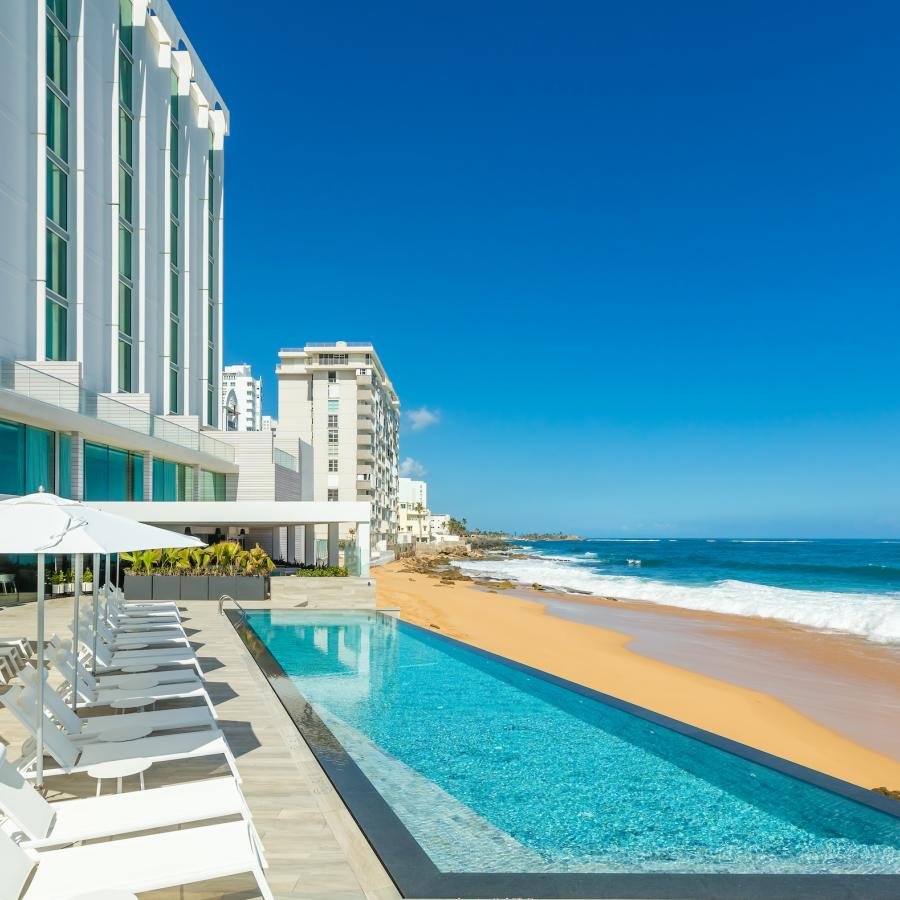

[375,559,900,791]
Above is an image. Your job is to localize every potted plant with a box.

[65,569,75,594]
[49,570,67,596]
[81,568,93,594]
[120,549,157,602]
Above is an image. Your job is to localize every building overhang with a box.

[87,501,372,528]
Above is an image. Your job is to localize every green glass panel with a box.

[170,120,178,167]
[208,141,214,170]
[170,220,178,265]
[24,427,54,494]
[46,89,68,161]
[119,51,132,110]
[118,108,132,166]
[118,0,132,51]
[131,453,144,501]
[164,459,176,499]
[108,447,128,500]
[208,170,214,203]
[176,463,189,501]
[119,166,132,223]
[207,389,216,428]
[45,297,67,360]
[170,168,178,214]
[208,258,214,296]
[0,420,25,495]
[207,345,213,377]
[46,230,67,297]
[118,339,132,392]
[169,367,178,414]
[118,224,132,279]
[46,19,68,94]
[118,282,132,335]
[152,457,164,501]
[47,0,67,27]
[83,441,107,501]
[170,70,179,122]
[170,270,178,315]
[58,433,72,498]
[207,302,213,338]
[207,212,213,251]
[170,319,178,364]
[46,160,67,229]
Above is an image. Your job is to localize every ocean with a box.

[454,539,900,645]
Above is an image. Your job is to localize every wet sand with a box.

[375,561,900,790]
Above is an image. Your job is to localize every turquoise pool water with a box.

[245,610,900,875]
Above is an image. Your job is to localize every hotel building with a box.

[0,2,372,583]
[221,364,262,432]
[398,477,429,544]
[276,343,400,552]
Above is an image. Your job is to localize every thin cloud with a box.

[399,457,427,477]
[406,406,440,431]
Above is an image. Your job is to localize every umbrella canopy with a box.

[0,491,204,554]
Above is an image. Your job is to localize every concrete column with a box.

[286,526,297,564]
[304,525,315,565]
[327,522,339,567]
[192,464,201,501]
[271,527,282,563]
[357,521,371,577]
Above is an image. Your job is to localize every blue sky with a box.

[174,1,900,537]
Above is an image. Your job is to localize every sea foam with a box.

[454,557,900,644]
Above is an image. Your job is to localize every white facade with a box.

[221,364,262,432]
[398,477,429,543]
[261,415,277,435]
[276,342,400,551]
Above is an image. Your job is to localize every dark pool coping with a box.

[226,609,900,899]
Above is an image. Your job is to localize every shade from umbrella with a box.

[0,491,205,787]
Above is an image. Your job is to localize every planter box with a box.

[81,582,93,594]
[152,576,182,603]
[51,584,66,596]
[209,575,267,603]
[123,574,152,602]
[179,576,209,602]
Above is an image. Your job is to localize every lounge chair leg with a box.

[252,862,274,900]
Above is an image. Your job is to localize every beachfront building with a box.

[428,513,460,544]
[398,477,430,544]
[221,364,262,432]
[0,2,372,585]
[276,342,400,553]
[261,415,277,435]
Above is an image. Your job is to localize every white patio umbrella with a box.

[0,490,204,787]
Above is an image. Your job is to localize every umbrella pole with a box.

[36,553,45,790]
[91,552,99,676]
[96,552,109,671]
[71,553,82,712]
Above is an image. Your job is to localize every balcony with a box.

[357,433,372,448]
[357,448,374,464]
[357,417,374,433]
[357,386,373,402]
[0,357,235,463]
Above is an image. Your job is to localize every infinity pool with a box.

[243,611,900,876]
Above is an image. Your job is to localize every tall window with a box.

[206,133,217,425]
[168,70,180,413]
[83,441,143,501]
[0,419,56,496]
[152,457,192,501]
[45,0,69,360]
[117,0,134,390]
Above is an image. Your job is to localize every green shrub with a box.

[295,566,348,577]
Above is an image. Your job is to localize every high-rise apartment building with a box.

[398,477,429,543]
[276,342,400,550]
[221,364,262,432]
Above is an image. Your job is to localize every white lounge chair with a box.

[20,664,216,739]
[67,632,203,676]
[112,584,181,617]
[0,746,257,851]
[73,616,189,650]
[0,637,30,663]
[2,685,241,783]
[0,815,272,900]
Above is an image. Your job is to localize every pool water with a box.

[245,610,900,875]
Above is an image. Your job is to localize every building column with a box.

[286,526,297,565]
[71,433,84,500]
[192,464,201,501]
[271,527,282,563]
[357,522,370,577]
[327,522,339,568]
[304,525,315,565]
[143,451,153,500]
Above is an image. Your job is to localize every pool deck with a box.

[0,595,400,900]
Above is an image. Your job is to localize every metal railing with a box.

[218,593,247,622]
[0,358,235,463]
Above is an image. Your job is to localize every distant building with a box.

[261,416,277,436]
[429,513,460,544]
[221,364,262,432]
[399,478,429,543]
[276,342,400,551]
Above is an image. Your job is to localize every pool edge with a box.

[226,609,900,900]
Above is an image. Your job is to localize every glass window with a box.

[131,453,144,501]
[328,429,338,445]
[46,230,67,297]
[24,427,55,494]
[170,168,178,214]
[328,399,339,412]
[118,0,132,51]
[46,89,68,161]
[169,319,178,364]
[328,371,337,383]
[207,302,214,337]
[47,0,67,27]
[207,212,214,250]
[170,270,178,315]
[208,142,214,172]
[168,367,178,414]
[170,120,178,166]
[176,463,191,501]
[46,160,67,229]
[328,414,338,427]
[83,441,106,501]
[45,298,67,360]
[118,282,132,335]
[46,19,67,94]
[118,339,131,392]
[119,166,132,223]
[170,220,178,265]
[85,441,142,500]
[328,459,338,472]
[207,388,216,427]
[327,489,338,502]
[207,345,213,377]
[58,432,71,498]
[0,420,25,495]
[118,108,132,166]
[208,258,214,296]
[119,51,132,109]
[118,224,131,279]
[108,447,128,500]
[170,70,179,121]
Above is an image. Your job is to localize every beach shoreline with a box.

[375,559,900,791]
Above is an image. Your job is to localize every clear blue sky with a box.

[174,1,900,537]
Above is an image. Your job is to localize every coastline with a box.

[375,560,900,790]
